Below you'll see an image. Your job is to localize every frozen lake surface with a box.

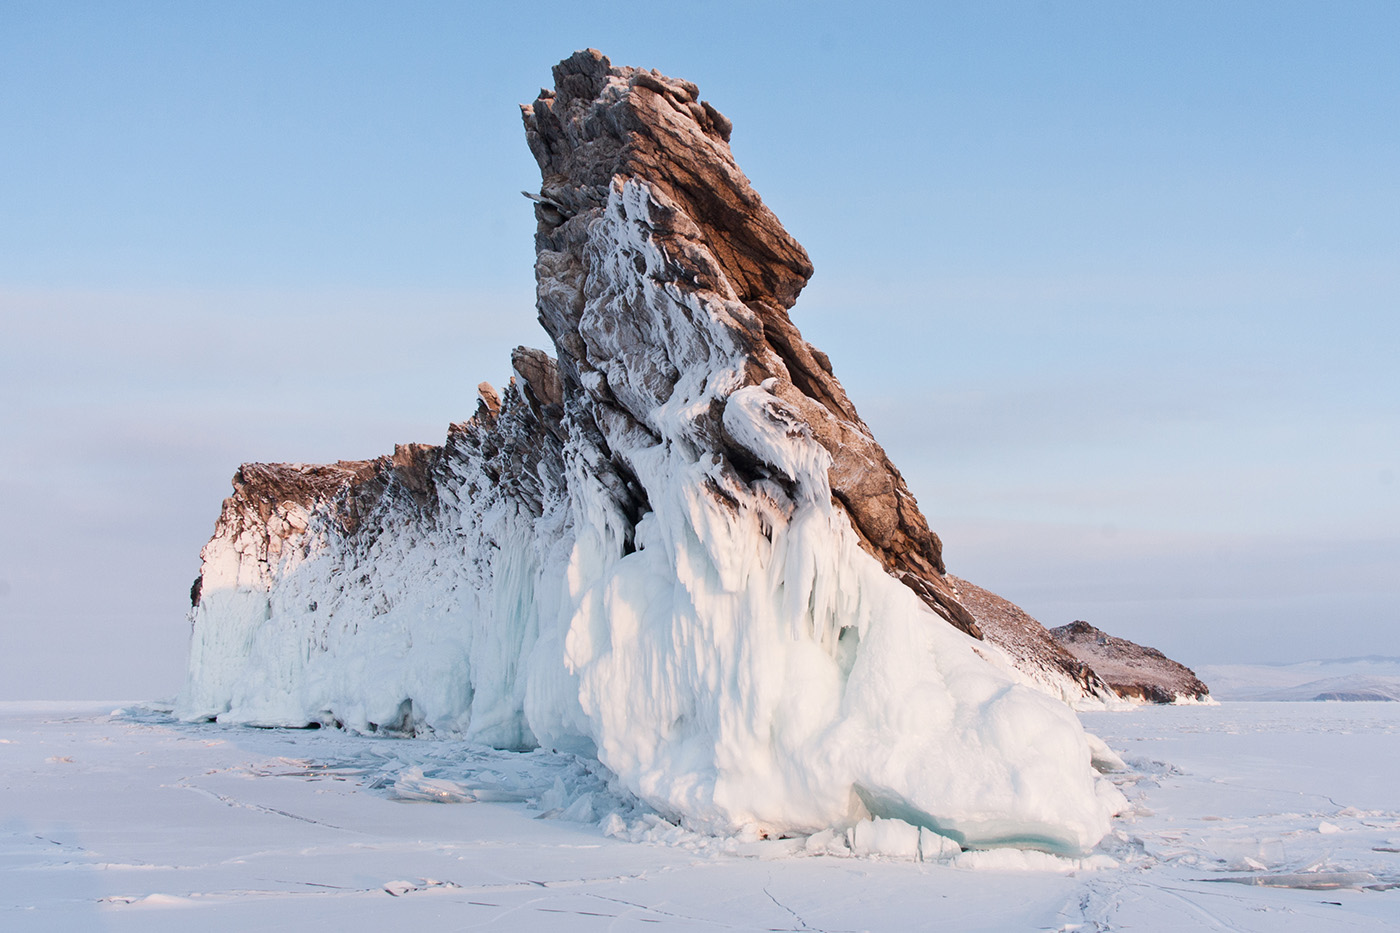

[3,700,1398,931]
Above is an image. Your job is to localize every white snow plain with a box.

[4,700,1398,931]
[1199,656,1400,702]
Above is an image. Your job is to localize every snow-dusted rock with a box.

[1051,620,1211,704]
[177,49,1126,855]
[949,575,1117,706]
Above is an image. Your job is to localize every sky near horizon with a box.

[2,1,1397,699]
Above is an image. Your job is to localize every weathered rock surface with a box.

[521,49,976,637]
[1051,621,1211,704]
[949,576,1111,704]
[177,50,1129,851]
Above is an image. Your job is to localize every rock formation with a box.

[178,50,1129,854]
[521,50,977,638]
[1051,621,1211,704]
[949,576,1110,702]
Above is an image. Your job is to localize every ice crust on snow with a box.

[176,50,1125,856]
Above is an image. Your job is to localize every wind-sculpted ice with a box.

[178,50,1124,855]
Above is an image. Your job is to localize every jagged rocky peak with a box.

[520,49,976,636]
[522,49,808,309]
[1051,621,1211,704]
[177,50,1131,854]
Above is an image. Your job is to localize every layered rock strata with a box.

[179,50,1126,854]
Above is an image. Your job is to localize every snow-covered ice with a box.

[1199,656,1400,702]
[4,700,1399,931]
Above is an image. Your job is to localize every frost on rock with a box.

[177,49,1126,855]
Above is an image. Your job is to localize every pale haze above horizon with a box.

[2,1,1397,699]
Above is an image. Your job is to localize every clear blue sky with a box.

[2,1,1397,698]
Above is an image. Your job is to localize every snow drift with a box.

[178,50,1124,854]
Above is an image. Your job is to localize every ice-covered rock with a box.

[177,49,1126,855]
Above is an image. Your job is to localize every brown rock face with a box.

[521,49,977,637]
[1051,621,1211,704]
[188,360,567,612]
[523,51,810,310]
[950,576,1110,699]
[189,461,373,608]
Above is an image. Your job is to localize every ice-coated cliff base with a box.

[178,394,1126,854]
[177,50,1126,855]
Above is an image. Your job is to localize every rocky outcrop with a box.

[178,50,1127,852]
[520,49,976,637]
[1051,621,1211,704]
[949,577,1111,704]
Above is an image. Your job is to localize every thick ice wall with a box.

[529,176,1118,852]
[177,386,572,746]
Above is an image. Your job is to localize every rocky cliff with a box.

[1051,621,1211,704]
[178,50,1128,854]
[521,51,978,638]
[948,576,1111,702]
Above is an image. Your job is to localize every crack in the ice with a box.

[1055,879,1114,933]
[1198,777,1350,812]
[29,832,88,851]
[764,881,835,933]
[531,870,653,891]
[587,891,737,926]
[536,906,618,917]
[1154,885,1247,932]
[452,894,622,931]
[267,878,353,889]
[172,780,357,832]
